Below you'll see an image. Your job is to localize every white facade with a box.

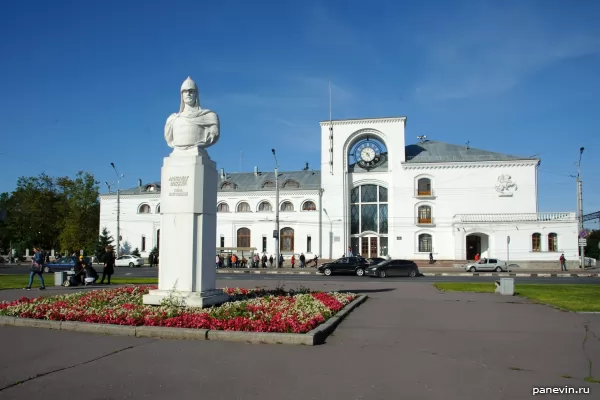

[98,116,578,262]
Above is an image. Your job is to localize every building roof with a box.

[104,141,537,195]
[405,140,534,163]
[219,170,320,192]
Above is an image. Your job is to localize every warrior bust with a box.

[164,76,220,156]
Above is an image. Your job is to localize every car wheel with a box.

[43,266,50,273]
[378,270,387,278]
[495,266,503,272]
[469,267,477,272]
[63,280,70,287]
[129,262,134,268]
[356,268,364,276]
[409,269,417,277]
[324,268,332,276]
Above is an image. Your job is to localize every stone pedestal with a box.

[143,150,228,308]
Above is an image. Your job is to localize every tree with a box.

[3,173,63,251]
[56,171,100,254]
[121,241,132,255]
[95,227,114,263]
[585,230,599,260]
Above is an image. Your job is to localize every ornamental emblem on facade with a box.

[495,174,518,196]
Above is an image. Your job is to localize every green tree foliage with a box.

[1,171,100,255]
[56,171,100,254]
[584,230,599,260]
[95,227,114,263]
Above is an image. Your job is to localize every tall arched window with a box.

[302,201,316,211]
[138,204,151,214]
[417,178,432,196]
[280,201,294,212]
[237,202,251,212]
[548,233,558,252]
[258,201,272,212]
[237,228,251,248]
[532,233,541,252]
[217,203,229,212]
[418,234,432,252]
[418,205,432,224]
[280,227,294,252]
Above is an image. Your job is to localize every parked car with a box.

[317,256,370,276]
[43,256,92,273]
[464,258,507,272]
[115,255,144,268]
[365,259,420,278]
[366,257,386,266]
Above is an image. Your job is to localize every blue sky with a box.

[1,0,599,223]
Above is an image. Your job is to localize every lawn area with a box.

[434,282,600,312]
[0,274,157,290]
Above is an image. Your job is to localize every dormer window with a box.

[221,181,237,190]
[283,179,300,189]
[262,181,275,189]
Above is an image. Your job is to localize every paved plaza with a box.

[0,279,598,399]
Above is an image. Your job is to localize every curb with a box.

[216,269,599,278]
[0,295,368,346]
[421,273,600,278]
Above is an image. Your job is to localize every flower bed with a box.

[0,286,357,333]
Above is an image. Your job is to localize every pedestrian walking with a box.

[559,253,567,271]
[25,247,46,290]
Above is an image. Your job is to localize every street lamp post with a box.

[323,209,341,260]
[271,149,280,268]
[577,147,585,269]
[110,163,124,258]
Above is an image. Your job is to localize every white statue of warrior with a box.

[164,76,220,155]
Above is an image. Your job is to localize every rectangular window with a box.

[262,237,267,253]
[141,235,146,252]
[361,204,377,232]
[307,236,312,253]
[220,237,225,248]
[380,237,388,257]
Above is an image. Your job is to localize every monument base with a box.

[143,289,229,308]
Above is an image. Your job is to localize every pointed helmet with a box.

[179,76,200,111]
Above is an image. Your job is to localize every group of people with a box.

[24,246,117,290]
[216,253,319,269]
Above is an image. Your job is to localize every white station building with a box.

[99,116,578,263]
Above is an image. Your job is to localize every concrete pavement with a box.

[0,278,598,399]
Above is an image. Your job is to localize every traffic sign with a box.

[580,231,588,238]
[579,238,587,246]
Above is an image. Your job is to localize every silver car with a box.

[464,258,507,272]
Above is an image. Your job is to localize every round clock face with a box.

[360,147,376,162]
[353,140,383,170]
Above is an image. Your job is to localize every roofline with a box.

[319,116,407,126]
[402,159,540,167]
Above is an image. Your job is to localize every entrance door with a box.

[361,237,379,258]
[466,235,481,260]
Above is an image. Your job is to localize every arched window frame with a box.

[217,202,230,213]
[301,200,317,211]
[532,232,541,252]
[280,201,294,212]
[156,204,161,213]
[236,201,251,213]
[138,203,152,214]
[257,201,272,212]
[415,202,434,225]
[414,174,435,198]
[282,179,300,189]
[417,232,433,253]
[237,227,251,248]
[220,181,237,190]
[262,180,275,189]
[280,227,295,252]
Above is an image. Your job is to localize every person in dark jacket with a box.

[70,256,86,286]
[84,264,98,285]
[100,246,115,284]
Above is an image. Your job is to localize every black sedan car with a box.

[318,256,370,276]
[365,259,420,278]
